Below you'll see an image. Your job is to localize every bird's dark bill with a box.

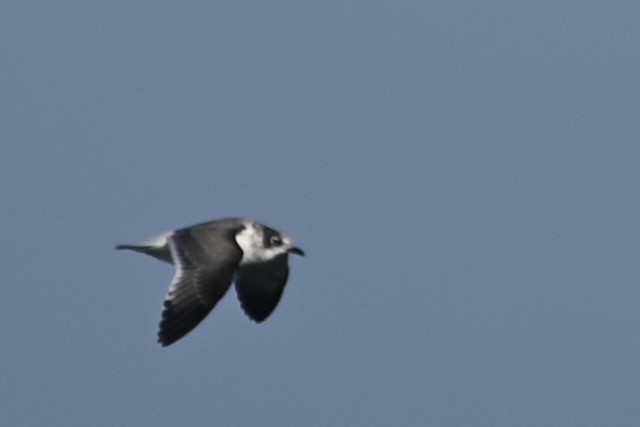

[289,247,305,256]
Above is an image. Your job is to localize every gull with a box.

[117,218,304,346]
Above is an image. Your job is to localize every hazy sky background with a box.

[2,2,639,426]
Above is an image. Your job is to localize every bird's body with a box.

[117,218,304,346]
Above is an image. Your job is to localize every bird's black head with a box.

[263,226,305,256]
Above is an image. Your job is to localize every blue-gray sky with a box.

[2,2,639,426]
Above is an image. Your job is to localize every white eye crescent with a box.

[269,235,283,246]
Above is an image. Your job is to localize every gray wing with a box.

[235,254,290,322]
[158,221,243,346]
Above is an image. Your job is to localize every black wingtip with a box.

[157,299,213,347]
[158,336,173,347]
[157,327,179,347]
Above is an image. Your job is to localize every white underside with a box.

[142,231,171,249]
[166,237,185,295]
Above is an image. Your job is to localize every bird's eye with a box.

[269,235,283,246]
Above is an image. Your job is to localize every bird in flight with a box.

[117,218,304,346]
